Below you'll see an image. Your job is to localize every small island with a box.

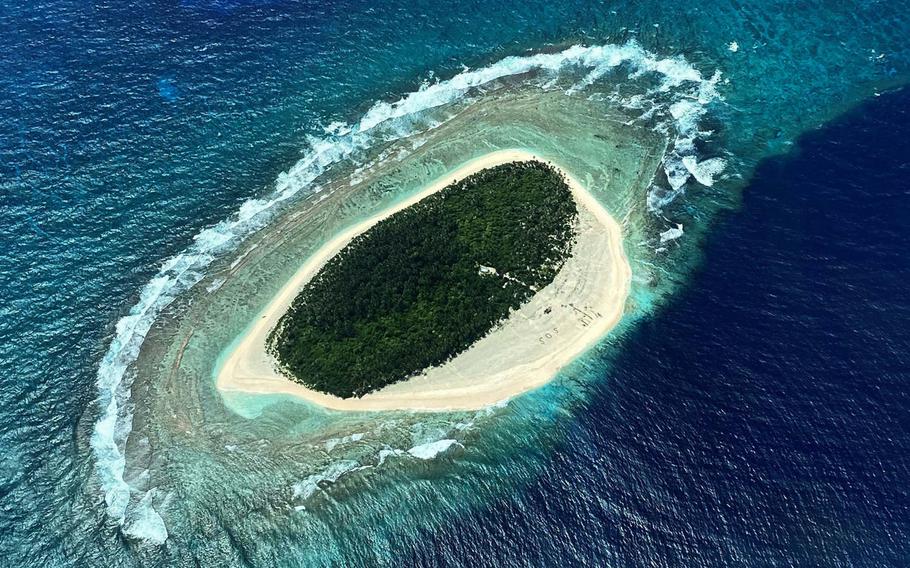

[216,149,630,412]
[267,161,577,398]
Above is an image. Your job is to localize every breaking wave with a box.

[407,439,461,460]
[292,460,363,504]
[90,40,724,541]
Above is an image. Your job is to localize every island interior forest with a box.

[268,160,578,397]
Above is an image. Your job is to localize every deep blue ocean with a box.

[1,1,909,566]
[396,88,910,567]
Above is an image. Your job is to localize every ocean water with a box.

[0,1,908,566]
[396,87,910,567]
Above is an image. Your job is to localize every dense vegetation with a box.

[268,160,577,398]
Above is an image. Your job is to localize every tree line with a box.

[268,160,577,398]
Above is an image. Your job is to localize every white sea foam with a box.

[91,41,724,542]
[205,277,226,293]
[324,432,364,453]
[682,155,727,186]
[659,224,685,243]
[377,448,405,466]
[407,439,460,460]
[657,75,724,202]
[122,489,168,545]
[229,243,259,270]
[323,121,351,136]
[292,459,361,501]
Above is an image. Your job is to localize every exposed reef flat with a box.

[215,149,631,411]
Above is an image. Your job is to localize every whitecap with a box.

[377,448,405,466]
[682,156,727,186]
[407,439,460,460]
[325,432,364,453]
[660,224,684,243]
[205,277,226,293]
[122,490,168,545]
[292,459,361,501]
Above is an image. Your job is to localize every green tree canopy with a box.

[268,160,577,398]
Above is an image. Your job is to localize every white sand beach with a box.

[215,149,630,411]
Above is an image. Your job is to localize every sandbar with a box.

[215,149,630,411]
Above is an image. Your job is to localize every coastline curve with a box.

[215,149,631,412]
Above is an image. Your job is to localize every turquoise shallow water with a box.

[1,1,908,566]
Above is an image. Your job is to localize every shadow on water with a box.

[397,87,910,567]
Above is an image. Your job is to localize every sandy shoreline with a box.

[215,149,630,412]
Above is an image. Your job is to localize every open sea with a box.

[1,1,908,566]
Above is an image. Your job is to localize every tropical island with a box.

[216,149,630,412]
[268,161,577,398]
